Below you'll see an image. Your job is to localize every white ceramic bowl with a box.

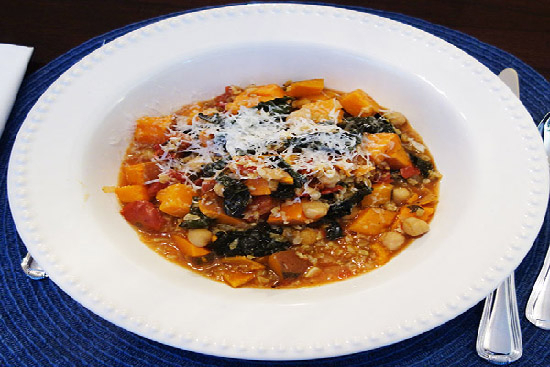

[7,3,548,360]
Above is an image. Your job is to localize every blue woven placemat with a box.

[1,4,549,367]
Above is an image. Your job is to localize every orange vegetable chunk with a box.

[286,79,325,97]
[198,193,248,227]
[134,116,173,144]
[124,162,159,185]
[339,89,381,117]
[172,234,211,257]
[245,178,272,196]
[362,183,393,207]
[288,98,343,122]
[115,185,149,203]
[391,205,435,230]
[366,133,412,169]
[225,84,285,113]
[267,201,307,225]
[348,208,397,235]
[156,184,194,217]
[223,272,256,288]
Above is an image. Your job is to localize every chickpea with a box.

[302,201,330,220]
[187,229,213,247]
[380,231,405,250]
[384,111,407,126]
[392,187,411,204]
[402,217,430,237]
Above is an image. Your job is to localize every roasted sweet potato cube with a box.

[134,116,173,144]
[267,202,307,225]
[288,98,343,122]
[348,208,397,235]
[286,79,325,97]
[366,133,412,169]
[339,89,381,117]
[225,84,285,113]
[115,185,149,203]
[362,183,393,207]
[245,178,272,196]
[124,162,160,185]
[156,184,194,217]
[223,272,256,288]
[172,234,211,257]
[268,250,310,279]
[198,193,248,227]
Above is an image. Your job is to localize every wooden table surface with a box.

[2,0,549,80]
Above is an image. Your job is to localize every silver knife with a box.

[476,68,522,364]
[526,111,550,328]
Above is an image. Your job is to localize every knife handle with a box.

[526,244,550,329]
[476,273,522,364]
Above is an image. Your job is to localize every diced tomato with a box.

[214,86,235,108]
[201,179,216,194]
[400,165,421,179]
[147,182,169,198]
[121,200,166,231]
[320,185,344,195]
[244,196,278,222]
[168,170,187,183]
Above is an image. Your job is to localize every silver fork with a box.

[476,68,523,364]
[525,112,550,329]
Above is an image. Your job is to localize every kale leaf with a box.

[216,175,251,218]
[271,183,296,199]
[207,223,291,257]
[285,131,359,154]
[201,160,226,178]
[268,156,305,188]
[255,97,294,116]
[340,115,395,135]
[198,113,224,124]
[326,185,372,218]
[410,155,434,177]
[179,206,214,229]
[324,220,343,240]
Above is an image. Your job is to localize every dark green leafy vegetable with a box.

[324,220,343,240]
[216,175,251,218]
[340,115,395,135]
[269,157,305,188]
[271,183,296,199]
[201,160,226,178]
[285,131,359,154]
[198,113,224,124]
[255,96,294,116]
[410,155,434,177]
[179,206,213,229]
[207,223,291,257]
[326,185,372,218]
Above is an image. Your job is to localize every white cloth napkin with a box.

[0,44,34,137]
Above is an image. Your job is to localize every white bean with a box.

[402,217,430,237]
[302,201,329,220]
[380,231,406,250]
[392,187,411,204]
[187,229,213,247]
